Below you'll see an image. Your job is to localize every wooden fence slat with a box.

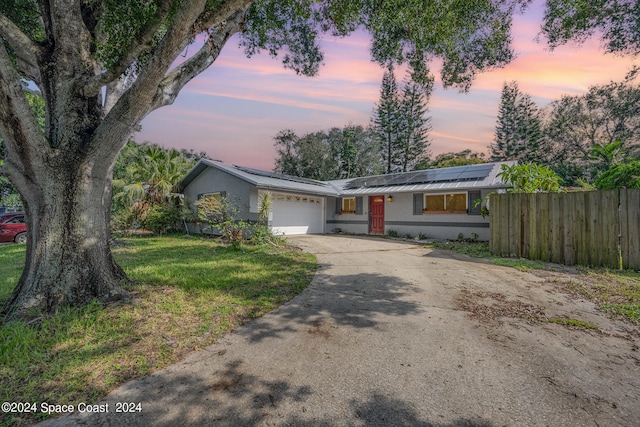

[620,189,627,268]
[563,193,575,265]
[621,189,640,269]
[508,193,519,257]
[489,193,497,254]
[602,190,620,268]
[586,191,597,266]
[527,194,535,260]
[501,195,512,257]
[574,192,589,266]
[490,189,640,269]
[520,194,530,258]
[549,193,563,264]
[538,193,550,262]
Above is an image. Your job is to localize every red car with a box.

[0,212,27,243]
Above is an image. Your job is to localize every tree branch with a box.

[194,0,253,33]
[0,12,42,83]
[0,43,45,195]
[90,0,210,161]
[84,0,184,97]
[149,10,246,112]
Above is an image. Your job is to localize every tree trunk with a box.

[3,155,130,317]
[0,1,245,318]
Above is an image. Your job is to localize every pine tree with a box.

[490,81,543,163]
[372,66,402,174]
[515,93,543,163]
[398,79,432,171]
[372,66,431,173]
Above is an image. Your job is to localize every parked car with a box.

[0,212,27,243]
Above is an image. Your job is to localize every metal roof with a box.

[180,160,514,196]
[179,159,341,196]
[327,162,515,195]
[343,163,496,189]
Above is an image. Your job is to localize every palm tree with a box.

[590,141,628,173]
[114,143,194,221]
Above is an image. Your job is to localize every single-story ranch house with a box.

[179,160,515,240]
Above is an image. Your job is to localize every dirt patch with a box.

[456,289,547,326]
[307,319,333,339]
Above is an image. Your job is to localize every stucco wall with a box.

[326,196,369,234]
[326,190,493,240]
[182,167,259,226]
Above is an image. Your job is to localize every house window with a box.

[342,197,356,214]
[199,192,221,205]
[197,192,224,216]
[423,193,467,214]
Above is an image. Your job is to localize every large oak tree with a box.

[0,0,525,317]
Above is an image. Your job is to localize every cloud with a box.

[138,3,639,171]
[429,132,484,144]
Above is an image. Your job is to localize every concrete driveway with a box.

[40,235,639,426]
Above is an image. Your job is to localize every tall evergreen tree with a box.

[372,66,431,173]
[490,81,543,163]
[397,78,432,172]
[372,66,401,174]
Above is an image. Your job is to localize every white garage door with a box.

[270,192,324,235]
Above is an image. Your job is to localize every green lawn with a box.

[0,236,316,426]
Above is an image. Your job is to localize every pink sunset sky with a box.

[138,1,638,171]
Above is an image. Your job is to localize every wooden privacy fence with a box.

[489,189,640,269]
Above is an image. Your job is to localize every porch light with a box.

[387,195,393,202]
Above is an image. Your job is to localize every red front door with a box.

[369,195,385,234]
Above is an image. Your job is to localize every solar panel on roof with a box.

[344,164,495,189]
[234,166,327,187]
[458,164,494,179]
[384,174,410,186]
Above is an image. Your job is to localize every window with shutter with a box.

[423,192,468,214]
[341,197,356,214]
[468,190,482,215]
[413,193,423,215]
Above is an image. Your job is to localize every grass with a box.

[428,240,640,324]
[545,317,600,330]
[491,257,548,271]
[429,241,491,258]
[0,235,316,426]
[566,269,640,323]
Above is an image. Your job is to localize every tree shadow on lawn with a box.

[236,271,425,343]
[114,241,424,344]
[40,359,495,427]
